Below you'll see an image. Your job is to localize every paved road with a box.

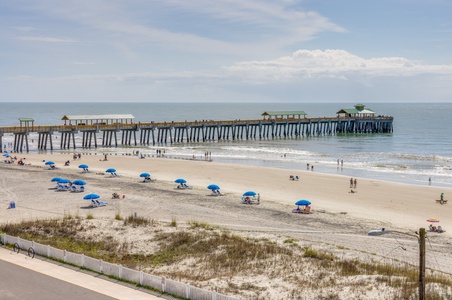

[0,247,162,300]
[0,259,115,300]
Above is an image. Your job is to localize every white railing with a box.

[0,234,239,300]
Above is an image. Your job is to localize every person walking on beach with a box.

[441,193,444,201]
[350,178,353,188]
[429,177,431,186]
[354,178,357,189]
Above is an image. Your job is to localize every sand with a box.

[1,152,452,298]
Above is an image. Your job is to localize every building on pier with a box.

[336,103,375,118]
[262,111,307,121]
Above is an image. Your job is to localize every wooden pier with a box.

[0,116,393,152]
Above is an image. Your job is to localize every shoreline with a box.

[2,152,452,278]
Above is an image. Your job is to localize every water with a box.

[1,102,452,187]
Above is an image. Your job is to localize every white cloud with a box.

[224,49,452,82]
[15,35,77,43]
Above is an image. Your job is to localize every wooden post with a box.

[419,227,426,300]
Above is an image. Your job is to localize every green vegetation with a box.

[1,218,451,299]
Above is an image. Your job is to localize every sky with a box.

[1,0,452,103]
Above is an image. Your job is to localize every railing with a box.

[0,116,393,134]
[0,234,240,300]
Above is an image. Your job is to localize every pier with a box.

[0,105,393,152]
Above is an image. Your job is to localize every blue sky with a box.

[1,0,452,102]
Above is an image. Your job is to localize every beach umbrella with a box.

[106,168,116,173]
[2,153,10,157]
[72,180,86,186]
[175,178,186,184]
[51,177,63,182]
[59,179,71,184]
[427,218,440,223]
[140,172,151,178]
[78,164,89,169]
[243,191,257,197]
[45,161,55,165]
[295,200,311,206]
[207,184,220,190]
[83,193,100,200]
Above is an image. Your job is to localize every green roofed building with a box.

[336,104,375,118]
[262,111,307,120]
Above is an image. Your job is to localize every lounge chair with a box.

[92,199,108,207]
[57,184,69,191]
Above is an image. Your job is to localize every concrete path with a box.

[0,247,163,300]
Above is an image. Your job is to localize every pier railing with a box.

[1,234,239,300]
[0,116,393,134]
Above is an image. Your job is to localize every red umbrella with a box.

[426,218,440,223]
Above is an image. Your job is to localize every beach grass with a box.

[1,217,451,299]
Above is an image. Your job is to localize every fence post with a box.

[0,233,3,244]
[185,284,190,299]
[212,291,217,300]
[47,245,51,257]
[140,271,144,285]
[81,254,85,268]
[63,250,67,262]
[100,260,103,274]
[119,265,123,279]
[16,236,20,248]
[161,277,166,292]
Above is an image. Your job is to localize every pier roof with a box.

[61,114,135,125]
[62,114,135,121]
[262,111,307,117]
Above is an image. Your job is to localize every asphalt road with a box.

[0,259,116,300]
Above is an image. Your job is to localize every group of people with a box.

[289,175,299,181]
[242,194,260,205]
[429,224,444,233]
[294,205,311,214]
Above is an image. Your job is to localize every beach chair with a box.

[96,199,108,206]
[57,184,69,191]
[70,185,77,192]
[92,199,108,207]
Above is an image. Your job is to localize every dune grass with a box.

[1,217,451,299]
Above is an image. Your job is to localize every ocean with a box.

[1,102,452,187]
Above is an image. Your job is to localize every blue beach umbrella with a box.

[59,179,71,184]
[207,184,220,190]
[45,161,55,165]
[243,191,257,197]
[72,180,86,186]
[175,178,186,184]
[78,164,89,169]
[295,200,311,206]
[51,177,63,182]
[106,168,116,173]
[140,172,151,178]
[2,153,10,157]
[83,193,100,200]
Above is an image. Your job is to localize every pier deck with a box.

[0,116,393,152]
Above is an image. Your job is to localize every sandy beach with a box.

[2,152,452,298]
